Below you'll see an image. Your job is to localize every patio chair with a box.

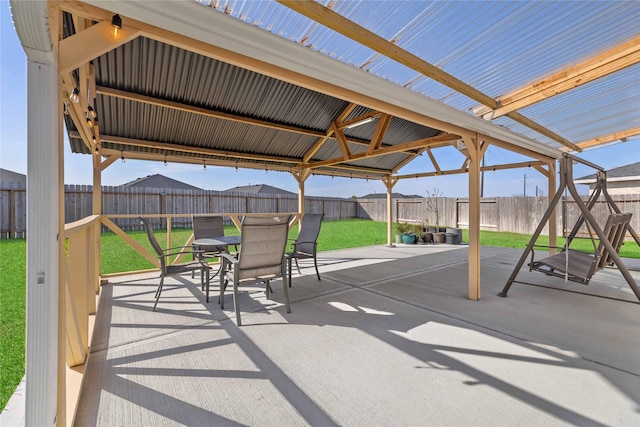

[219,215,292,325]
[139,217,212,311]
[286,213,324,286]
[191,215,228,284]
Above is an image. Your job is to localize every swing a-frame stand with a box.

[499,154,640,302]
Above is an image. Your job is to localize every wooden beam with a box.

[61,78,93,151]
[391,150,421,174]
[305,134,455,169]
[577,127,640,149]
[100,155,118,171]
[477,36,640,118]
[332,122,351,159]
[506,112,581,152]
[303,103,357,162]
[277,0,497,109]
[395,160,546,180]
[100,146,390,177]
[480,135,556,163]
[367,114,392,154]
[425,147,441,174]
[97,86,326,139]
[59,20,140,75]
[98,134,300,164]
[303,134,332,163]
[100,148,297,173]
[101,217,158,266]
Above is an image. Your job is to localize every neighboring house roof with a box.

[0,168,27,184]
[121,174,202,191]
[575,162,640,184]
[225,184,295,196]
[359,193,422,199]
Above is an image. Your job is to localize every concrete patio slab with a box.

[69,244,640,426]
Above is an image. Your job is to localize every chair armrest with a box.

[160,249,206,258]
[218,252,239,265]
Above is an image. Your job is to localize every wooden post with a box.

[382,175,397,246]
[466,134,481,300]
[292,168,310,230]
[548,161,557,256]
[92,141,102,296]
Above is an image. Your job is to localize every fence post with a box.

[10,190,17,238]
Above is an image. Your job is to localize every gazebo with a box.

[9,1,639,425]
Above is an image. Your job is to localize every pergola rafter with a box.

[475,35,640,120]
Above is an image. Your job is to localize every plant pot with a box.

[446,228,463,244]
[433,232,446,244]
[395,234,403,244]
[401,233,415,244]
[422,232,433,243]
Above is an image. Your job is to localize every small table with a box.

[193,236,242,247]
[193,236,242,282]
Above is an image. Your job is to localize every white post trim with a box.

[25,58,60,426]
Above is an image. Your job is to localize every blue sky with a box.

[1,1,638,198]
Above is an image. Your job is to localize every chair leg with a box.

[219,261,226,309]
[265,280,271,299]
[288,256,293,288]
[294,258,302,275]
[233,280,242,326]
[313,255,321,281]
[282,268,291,314]
[205,267,211,303]
[153,274,165,311]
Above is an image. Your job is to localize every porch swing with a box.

[498,154,640,302]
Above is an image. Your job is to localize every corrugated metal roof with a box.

[60,0,638,180]
[67,31,439,177]
[203,0,639,148]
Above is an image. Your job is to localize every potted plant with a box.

[394,222,403,244]
[425,187,444,230]
[426,188,447,241]
[397,223,416,244]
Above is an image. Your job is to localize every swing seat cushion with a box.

[530,250,597,285]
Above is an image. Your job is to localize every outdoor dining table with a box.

[192,235,242,248]
[192,235,242,285]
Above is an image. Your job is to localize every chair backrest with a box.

[192,215,226,252]
[139,217,165,267]
[294,213,324,255]
[237,215,292,281]
[596,212,632,268]
[192,215,224,239]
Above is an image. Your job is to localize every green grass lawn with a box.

[0,240,26,411]
[1,219,639,409]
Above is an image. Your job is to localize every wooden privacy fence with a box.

[0,184,357,237]
[3,183,639,239]
[357,194,640,239]
[0,182,26,238]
